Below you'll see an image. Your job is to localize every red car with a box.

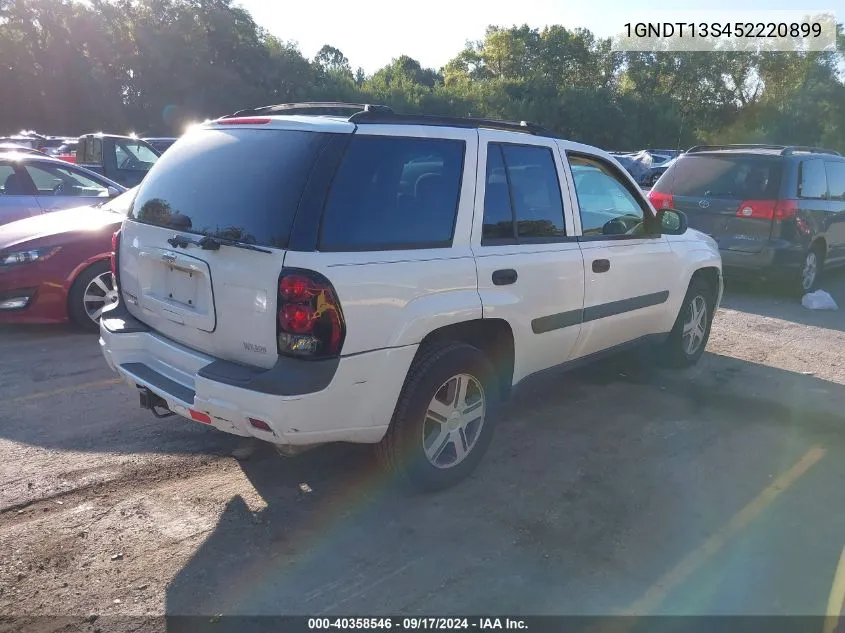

[0,188,134,331]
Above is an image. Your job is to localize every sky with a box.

[236,0,840,74]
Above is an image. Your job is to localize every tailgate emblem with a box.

[161,252,177,263]
[698,199,711,209]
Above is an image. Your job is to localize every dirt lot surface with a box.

[3,272,845,632]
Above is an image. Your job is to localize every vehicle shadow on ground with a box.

[719,268,845,332]
[162,350,845,628]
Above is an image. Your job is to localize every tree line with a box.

[1,0,844,151]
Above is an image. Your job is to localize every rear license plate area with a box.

[165,265,198,308]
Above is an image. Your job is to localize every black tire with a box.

[796,244,824,296]
[375,342,500,492]
[67,261,115,332]
[658,277,715,368]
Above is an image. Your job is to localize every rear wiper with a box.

[167,234,272,254]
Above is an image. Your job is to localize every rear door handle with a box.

[492,269,518,286]
[592,259,610,273]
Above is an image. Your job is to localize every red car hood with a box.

[0,206,123,251]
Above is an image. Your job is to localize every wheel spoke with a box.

[424,424,451,461]
[93,276,110,293]
[462,399,483,417]
[89,305,106,321]
[454,376,470,409]
[426,397,452,422]
[453,429,468,462]
[83,293,106,304]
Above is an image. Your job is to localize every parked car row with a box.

[610,149,681,187]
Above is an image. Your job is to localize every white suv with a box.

[99,103,722,491]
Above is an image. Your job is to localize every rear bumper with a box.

[719,240,805,280]
[99,305,415,446]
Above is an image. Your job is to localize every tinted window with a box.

[115,140,158,169]
[481,144,566,244]
[129,128,330,249]
[825,162,845,201]
[319,135,465,251]
[0,164,26,195]
[655,154,782,200]
[482,146,514,242]
[799,159,828,199]
[502,145,566,239]
[569,155,647,237]
[23,163,109,197]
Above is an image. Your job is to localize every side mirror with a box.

[107,186,121,198]
[656,208,688,235]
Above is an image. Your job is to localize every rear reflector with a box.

[249,418,272,432]
[215,117,272,125]
[189,409,211,424]
[648,190,674,209]
[736,199,798,221]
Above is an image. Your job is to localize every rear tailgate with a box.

[654,153,783,252]
[118,123,343,368]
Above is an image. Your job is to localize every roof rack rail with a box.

[221,102,394,118]
[348,109,553,136]
[686,144,787,153]
[782,145,841,156]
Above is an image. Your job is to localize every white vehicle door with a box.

[561,146,676,359]
[471,130,585,385]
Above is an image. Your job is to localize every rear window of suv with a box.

[654,154,782,200]
[128,128,330,249]
[319,135,465,251]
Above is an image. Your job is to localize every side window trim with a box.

[480,140,573,246]
[564,149,656,241]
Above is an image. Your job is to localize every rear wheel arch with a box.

[412,319,515,401]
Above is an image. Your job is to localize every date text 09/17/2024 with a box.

[307,618,528,630]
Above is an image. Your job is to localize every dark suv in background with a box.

[649,145,845,294]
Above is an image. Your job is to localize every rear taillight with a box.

[110,229,121,277]
[736,199,798,221]
[277,269,346,359]
[648,191,674,209]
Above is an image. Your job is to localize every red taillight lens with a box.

[736,199,798,221]
[279,275,318,302]
[277,270,346,359]
[648,191,674,209]
[280,303,314,333]
[215,117,272,125]
[110,229,121,276]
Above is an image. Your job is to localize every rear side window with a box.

[825,161,845,201]
[129,128,331,249]
[655,155,782,200]
[799,159,828,199]
[481,143,566,245]
[319,135,465,251]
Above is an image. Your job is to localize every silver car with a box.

[0,152,125,226]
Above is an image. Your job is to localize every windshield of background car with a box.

[128,128,331,248]
[655,154,783,199]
